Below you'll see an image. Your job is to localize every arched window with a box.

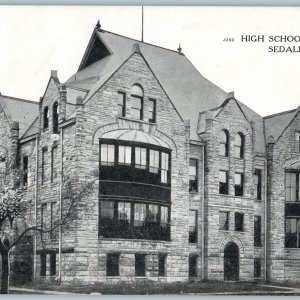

[220,129,229,157]
[131,84,144,120]
[52,102,59,133]
[235,133,245,159]
[43,106,49,129]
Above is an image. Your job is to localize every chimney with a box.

[59,85,67,123]
[51,70,58,78]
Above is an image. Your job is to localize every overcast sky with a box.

[1,6,300,117]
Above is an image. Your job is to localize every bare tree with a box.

[0,173,96,294]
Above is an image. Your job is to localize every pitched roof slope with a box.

[264,109,297,142]
[66,29,265,152]
[0,94,39,137]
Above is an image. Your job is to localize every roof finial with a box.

[95,19,101,30]
[177,43,182,54]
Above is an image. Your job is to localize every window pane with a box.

[101,144,115,166]
[189,255,197,278]
[149,99,156,123]
[107,253,120,276]
[161,206,168,226]
[118,202,131,221]
[148,205,159,222]
[150,150,159,173]
[161,153,169,183]
[189,210,197,243]
[235,173,244,196]
[219,212,229,230]
[135,254,146,276]
[219,171,227,183]
[235,212,244,232]
[254,258,261,278]
[118,92,126,117]
[235,173,242,185]
[134,203,146,226]
[101,201,114,219]
[158,255,166,277]
[119,146,131,165]
[254,216,262,247]
[135,147,147,169]
[285,218,298,248]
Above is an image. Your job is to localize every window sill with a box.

[106,276,121,278]
[99,237,172,244]
[254,245,262,248]
[189,191,199,195]
[219,229,230,232]
[118,116,157,126]
[135,276,147,279]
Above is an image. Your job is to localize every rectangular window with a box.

[219,211,229,231]
[219,170,228,195]
[160,206,169,228]
[118,145,132,165]
[285,218,300,248]
[286,172,299,202]
[41,148,47,185]
[158,254,166,277]
[40,254,46,276]
[135,254,146,276]
[131,96,143,120]
[189,210,197,243]
[135,147,147,169]
[149,99,156,123]
[148,204,159,223]
[50,202,56,239]
[23,156,28,188]
[189,255,198,278]
[118,202,131,222]
[106,253,120,276]
[100,201,115,238]
[254,258,261,278]
[254,169,262,200]
[100,144,115,166]
[50,253,56,276]
[149,150,159,173]
[41,203,47,228]
[235,212,244,232]
[254,215,262,247]
[161,152,169,184]
[235,173,244,196]
[134,203,146,227]
[51,146,58,182]
[189,159,198,193]
[118,92,126,117]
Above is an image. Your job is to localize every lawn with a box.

[11,280,298,295]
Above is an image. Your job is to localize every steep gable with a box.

[0,94,39,137]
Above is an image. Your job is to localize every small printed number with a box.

[223,38,234,42]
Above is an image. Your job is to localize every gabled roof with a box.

[65,28,265,153]
[65,29,228,140]
[264,108,298,142]
[0,94,39,137]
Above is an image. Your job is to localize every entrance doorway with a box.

[224,242,239,281]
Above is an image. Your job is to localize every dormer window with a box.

[220,130,229,157]
[235,132,245,159]
[43,106,49,129]
[131,84,143,120]
[53,102,59,133]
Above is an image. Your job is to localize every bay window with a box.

[161,152,169,184]
[135,147,147,169]
[100,144,115,166]
[99,201,170,241]
[118,145,132,165]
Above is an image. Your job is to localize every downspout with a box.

[264,157,267,281]
[201,144,205,280]
[33,136,39,281]
[58,127,63,283]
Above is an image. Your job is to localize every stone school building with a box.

[1,22,300,285]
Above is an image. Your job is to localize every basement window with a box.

[40,254,46,276]
[106,253,120,276]
[135,254,146,277]
[254,258,261,278]
[158,254,166,277]
[50,253,56,276]
[189,255,198,278]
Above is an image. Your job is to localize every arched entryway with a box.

[224,242,239,281]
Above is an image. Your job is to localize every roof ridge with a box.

[100,29,181,55]
[264,108,297,119]
[1,94,38,105]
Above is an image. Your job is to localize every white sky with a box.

[0,6,300,117]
